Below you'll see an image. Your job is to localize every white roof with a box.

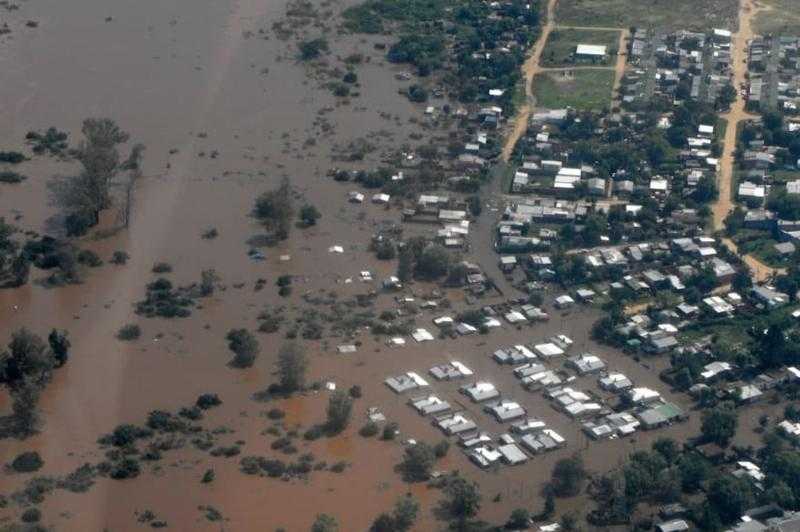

[534,343,564,357]
[411,328,434,342]
[576,44,607,56]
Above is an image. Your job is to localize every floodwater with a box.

[0,0,765,530]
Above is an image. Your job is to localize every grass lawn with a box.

[540,28,620,67]
[771,169,800,184]
[555,0,738,31]
[754,0,800,36]
[533,69,614,111]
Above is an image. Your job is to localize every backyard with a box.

[754,0,800,36]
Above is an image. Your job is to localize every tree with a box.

[253,177,293,240]
[717,83,737,109]
[48,118,140,227]
[299,38,329,61]
[707,475,753,524]
[400,442,436,481]
[277,342,307,393]
[397,246,414,282]
[11,381,41,436]
[415,245,450,279]
[701,407,738,447]
[678,453,710,493]
[325,390,353,433]
[692,175,719,203]
[299,204,322,227]
[442,476,481,522]
[47,329,70,367]
[505,508,530,529]
[550,455,587,497]
[311,513,338,532]
[225,329,260,368]
[1,328,55,386]
[199,269,220,296]
[370,496,419,532]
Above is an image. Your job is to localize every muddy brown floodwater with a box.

[0,0,768,530]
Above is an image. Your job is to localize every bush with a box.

[433,440,450,458]
[407,84,428,103]
[267,408,286,420]
[151,262,172,273]
[382,422,398,440]
[226,328,260,368]
[359,421,379,437]
[0,171,26,183]
[196,393,222,410]
[304,425,324,441]
[0,151,25,164]
[298,38,329,60]
[21,508,41,523]
[348,385,362,399]
[10,451,43,473]
[117,324,141,341]
[64,211,93,237]
[110,251,129,265]
[77,249,103,267]
[110,458,141,479]
[343,71,358,84]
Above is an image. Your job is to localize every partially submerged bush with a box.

[110,251,129,265]
[196,393,222,410]
[117,324,141,341]
[10,451,43,473]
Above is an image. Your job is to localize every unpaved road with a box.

[501,0,627,162]
[713,0,783,282]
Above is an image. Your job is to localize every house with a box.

[437,413,477,435]
[599,372,634,392]
[567,353,606,375]
[701,361,733,382]
[626,387,661,405]
[499,255,517,272]
[497,443,528,465]
[520,429,565,453]
[511,417,547,434]
[468,445,503,468]
[636,402,685,429]
[656,519,690,532]
[385,372,429,393]
[462,382,500,402]
[429,361,473,380]
[738,181,767,202]
[487,400,527,422]
[752,286,789,308]
[575,44,608,60]
[411,328,435,342]
[495,345,536,364]
[411,394,451,416]
[554,294,575,308]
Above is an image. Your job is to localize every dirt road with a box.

[711,0,785,282]
[500,0,558,162]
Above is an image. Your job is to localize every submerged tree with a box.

[48,118,144,233]
[253,177,293,240]
[225,329,260,368]
[277,342,307,393]
[325,390,353,434]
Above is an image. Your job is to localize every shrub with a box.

[359,421,379,438]
[348,385,362,399]
[298,38,329,60]
[304,425,324,441]
[21,508,41,523]
[151,262,172,273]
[434,440,450,458]
[267,408,285,420]
[196,393,221,410]
[278,285,292,297]
[0,171,26,183]
[382,422,398,440]
[110,251,129,265]
[0,151,26,164]
[77,249,103,267]
[117,324,141,341]
[110,458,141,479]
[343,71,358,84]
[64,212,93,236]
[225,328,260,368]
[10,451,43,473]
[407,85,428,103]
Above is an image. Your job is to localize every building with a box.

[575,44,608,60]
[487,400,527,422]
[567,353,606,375]
[462,382,500,402]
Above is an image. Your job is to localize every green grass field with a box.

[732,229,792,268]
[540,28,620,67]
[533,69,615,111]
[555,0,738,31]
[754,0,800,36]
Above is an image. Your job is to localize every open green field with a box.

[772,169,800,184]
[533,69,615,110]
[754,0,800,36]
[555,0,738,31]
[541,28,620,67]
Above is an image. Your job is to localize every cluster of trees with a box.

[225,329,260,368]
[369,496,419,532]
[397,238,457,283]
[0,328,70,436]
[345,0,537,110]
[48,118,144,236]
